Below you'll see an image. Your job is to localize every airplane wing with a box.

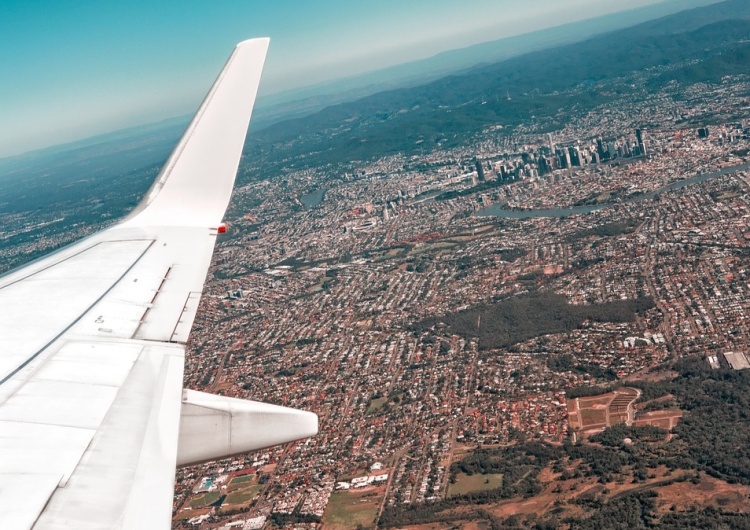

[0,39,318,529]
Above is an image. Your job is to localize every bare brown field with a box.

[488,492,560,519]
[654,473,750,514]
[578,396,612,408]
[568,387,641,437]
[579,408,607,426]
[461,522,490,530]
[173,507,211,521]
[611,412,629,423]
[259,463,277,474]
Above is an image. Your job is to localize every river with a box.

[476,160,750,219]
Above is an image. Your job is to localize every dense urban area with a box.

[170,59,750,529]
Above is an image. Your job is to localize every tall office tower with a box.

[597,138,607,160]
[538,156,550,176]
[475,159,485,181]
[568,146,581,167]
[548,133,555,153]
[555,148,568,169]
[635,128,647,156]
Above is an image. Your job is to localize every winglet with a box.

[125,38,270,228]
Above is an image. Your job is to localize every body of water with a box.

[300,188,326,208]
[476,160,750,219]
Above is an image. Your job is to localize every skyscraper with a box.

[568,146,581,167]
[597,138,607,161]
[475,159,485,182]
[635,128,647,156]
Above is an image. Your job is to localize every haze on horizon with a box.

[0,0,721,159]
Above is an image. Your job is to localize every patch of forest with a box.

[567,219,640,241]
[566,492,750,530]
[412,292,654,350]
[589,424,668,447]
[629,357,750,486]
[547,353,619,381]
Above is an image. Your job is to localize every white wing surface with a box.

[0,38,318,530]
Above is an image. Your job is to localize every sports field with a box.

[323,490,381,530]
[447,473,503,498]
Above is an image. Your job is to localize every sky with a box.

[0,0,720,159]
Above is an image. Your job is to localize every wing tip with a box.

[236,37,270,50]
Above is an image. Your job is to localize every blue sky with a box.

[0,0,717,158]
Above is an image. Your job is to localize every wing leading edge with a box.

[0,39,318,530]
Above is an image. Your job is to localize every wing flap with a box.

[0,474,62,530]
[0,341,142,489]
[32,343,184,530]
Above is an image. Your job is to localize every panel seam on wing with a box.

[0,241,155,387]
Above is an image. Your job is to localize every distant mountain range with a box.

[249,0,724,130]
[242,0,750,174]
